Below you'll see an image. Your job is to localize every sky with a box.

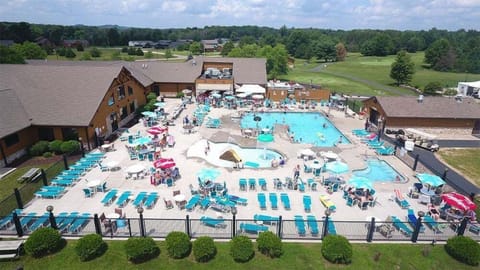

[2,0,480,31]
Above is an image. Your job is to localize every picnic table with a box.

[17,168,40,183]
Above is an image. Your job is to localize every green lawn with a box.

[437,148,480,187]
[45,47,185,62]
[0,240,476,269]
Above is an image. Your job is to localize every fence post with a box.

[40,169,48,186]
[13,188,23,209]
[366,217,375,242]
[457,217,468,236]
[442,168,449,180]
[127,219,132,237]
[62,154,69,170]
[12,211,23,237]
[411,211,424,243]
[93,214,102,235]
[412,154,419,171]
[186,215,191,238]
[277,216,283,238]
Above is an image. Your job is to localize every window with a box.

[129,101,136,114]
[118,86,125,100]
[4,133,19,147]
[120,106,128,120]
[127,86,133,96]
[61,128,78,141]
[38,127,54,141]
[107,94,115,106]
[153,85,160,96]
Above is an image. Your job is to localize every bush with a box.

[230,236,254,263]
[24,227,64,258]
[75,234,107,261]
[30,140,50,156]
[321,235,353,264]
[90,47,101,58]
[445,236,480,266]
[193,236,216,262]
[165,231,191,259]
[49,140,63,154]
[42,151,53,158]
[121,47,128,53]
[60,140,79,154]
[146,92,157,101]
[257,231,283,258]
[124,237,160,264]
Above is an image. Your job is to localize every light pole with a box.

[322,208,331,239]
[377,119,383,142]
[47,205,57,229]
[78,137,85,157]
[411,210,425,243]
[137,207,145,237]
[231,207,237,238]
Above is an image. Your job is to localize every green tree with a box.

[424,38,453,71]
[221,41,234,56]
[0,45,25,63]
[361,33,394,56]
[189,41,203,55]
[390,50,415,85]
[164,49,173,59]
[135,48,144,56]
[90,47,101,57]
[12,41,47,59]
[80,52,92,60]
[258,44,288,78]
[312,38,336,62]
[238,36,256,47]
[65,48,76,58]
[423,81,442,95]
[335,42,347,61]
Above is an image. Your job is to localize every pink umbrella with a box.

[153,158,175,169]
[441,192,476,211]
[147,126,167,135]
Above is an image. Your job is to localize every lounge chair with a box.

[324,217,337,235]
[185,195,200,211]
[280,193,291,210]
[239,178,247,191]
[144,192,159,209]
[200,197,211,209]
[269,193,278,209]
[319,194,336,211]
[68,213,91,233]
[200,216,226,228]
[227,195,248,206]
[115,191,132,207]
[58,212,80,232]
[406,209,425,232]
[378,217,395,238]
[294,215,306,235]
[132,192,148,208]
[258,178,267,190]
[254,214,279,225]
[248,178,256,190]
[28,213,49,231]
[394,189,410,209]
[257,193,267,210]
[303,195,312,212]
[101,189,118,206]
[391,215,413,236]
[376,146,395,155]
[240,223,269,234]
[307,215,319,235]
[423,214,440,232]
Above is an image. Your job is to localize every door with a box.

[473,120,480,135]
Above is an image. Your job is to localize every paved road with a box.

[437,140,480,148]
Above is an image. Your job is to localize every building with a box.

[0,57,267,166]
[457,81,480,98]
[362,96,480,134]
[201,40,220,52]
[62,40,90,48]
[266,80,330,102]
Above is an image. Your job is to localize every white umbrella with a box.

[236,93,248,98]
[252,94,264,100]
[182,89,192,94]
[310,160,324,169]
[300,148,316,157]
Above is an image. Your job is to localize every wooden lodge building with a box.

[0,57,266,166]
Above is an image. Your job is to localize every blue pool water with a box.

[215,143,283,168]
[240,112,349,147]
[353,159,404,182]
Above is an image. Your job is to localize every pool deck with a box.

[22,100,440,223]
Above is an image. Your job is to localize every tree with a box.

[312,38,336,62]
[0,45,25,63]
[390,50,415,85]
[335,42,347,61]
[423,81,442,96]
[90,47,101,57]
[258,44,288,78]
[424,38,453,71]
[65,48,76,58]
[189,42,203,55]
[221,41,234,56]
[12,42,47,59]
[135,48,144,56]
[164,49,173,60]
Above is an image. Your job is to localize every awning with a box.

[196,83,233,91]
[236,84,266,94]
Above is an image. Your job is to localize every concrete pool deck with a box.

[21,99,443,224]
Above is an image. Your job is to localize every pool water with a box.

[215,143,283,168]
[240,112,349,147]
[353,159,404,182]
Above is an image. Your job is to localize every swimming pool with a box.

[240,112,349,147]
[352,159,405,182]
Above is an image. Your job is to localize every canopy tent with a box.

[416,173,445,187]
[236,84,266,94]
[219,149,242,163]
[196,83,232,93]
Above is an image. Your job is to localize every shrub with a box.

[42,151,53,158]
[90,47,101,58]
[146,92,157,101]
[165,231,191,259]
[124,237,160,264]
[48,140,63,154]
[121,47,128,53]
[257,231,283,258]
[230,236,254,263]
[321,235,353,264]
[24,227,64,258]
[60,140,79,154]
[75,234,107,261]
[30,140,50,156]
[192,236,216,262]
[445,236,480,266]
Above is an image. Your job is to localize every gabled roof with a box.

[0,64,123,132]
[367,96,480,119]
[0,88,31,138]
[126,61,202,83]
[195,57,267,85]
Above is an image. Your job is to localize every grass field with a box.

[437,148,480,187]
[0,240,477,270]
[281,52,480,96]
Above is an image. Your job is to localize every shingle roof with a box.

[195,56,267,84]
[126,61,202,83]
[372,96,480,119]
[0,64,122,131]
[0,88,31,138]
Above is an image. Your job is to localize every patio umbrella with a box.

[348,176,374,190]
[252,94,264,100]
[325,160,349,174]
[147,126,167,135]
[416,173,446,187]
[131,136,152,146]
[211,93,222,99]
[310,160,324,169]
[182,89,192,95]
[141,111,157,118]
[224,95,235,100]
[441,192,476,211]
[197,168,221,181]
[299,148,316,158]
[257,134,274,143]
[154,102,165,107]
[153,158,174,168]
[156,160,176,169]
[236,93,248,98]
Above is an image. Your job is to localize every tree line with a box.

[1,22,479,73]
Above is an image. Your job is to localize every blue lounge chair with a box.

[248,178,256,190]
[407,209,425,232]
[239,178,247,191]
[40,186,65,193]
[423,214,440,232]
[28,213,49,231]
[227,195,248,206]
[394,189,410,209]
[186,195,201,211]
[376,146,395,155]
[280,193,291,210]
[254,214,279,225]
[0,214,14,229]
[257,193,267,210]
[307,215,319,235]
[34,190,62,199]
[144,192,159,209]
[20,213,37,229]
[258,178,267,190]
[58,212,80,231]
[240,223,268,234]
[53,212,69,226]
[132,192,148,208]
[116,191,132,207]
[325,218,337,235]
[303,195,312,212]
[200,196,211,209]
[294,215,306,235]
[68,213,91,233]
[269,193,278,209]
[101,189,118,206]
[391,215,413,236]
[200,216,226,228]
[83,188,93,198]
